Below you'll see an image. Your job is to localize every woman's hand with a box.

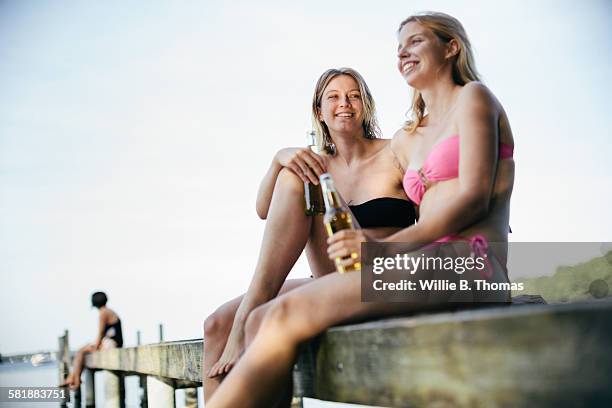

[275,148,327,184]
[327,229,370,270]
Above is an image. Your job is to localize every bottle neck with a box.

[321,180,341,210]
[307,131,322,154]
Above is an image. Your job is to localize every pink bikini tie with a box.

[469,234,493,279]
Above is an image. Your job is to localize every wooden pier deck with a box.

[75,297,612,407]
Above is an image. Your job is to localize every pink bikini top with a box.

[403,135,514,205]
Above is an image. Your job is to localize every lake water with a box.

[0,362,375,407]
[0,362,199,408]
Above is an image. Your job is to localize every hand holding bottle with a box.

[320,173,363,273]
[326,229,368,271]
[274,147,327,185]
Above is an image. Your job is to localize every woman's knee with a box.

[276,168,304,194]
[78,345,92,354]
[245,297,296,344]
[203,306,233,340]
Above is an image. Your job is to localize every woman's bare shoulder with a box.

[390,126,418,146]
[103,308,120,322]
[457,81,502,113]
[389,127,417,169]
[373,138,394,157]
[455,82,514,146]
[460,82,513,144]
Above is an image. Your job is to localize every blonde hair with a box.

[311,68,381,154]
[399,12,481,133]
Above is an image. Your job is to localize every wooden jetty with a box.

[59,296,612,407]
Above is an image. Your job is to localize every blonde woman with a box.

[202,68,415,402]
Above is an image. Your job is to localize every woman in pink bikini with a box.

[207,11,515,407]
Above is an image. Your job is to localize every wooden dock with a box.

[59,296,612,407]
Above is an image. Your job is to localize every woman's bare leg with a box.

[244,300,295,408]
[203,279,311,402]
[207,271,418,408]
[207,168,316,380]
[61,344,96,390]
[208,241,511,407]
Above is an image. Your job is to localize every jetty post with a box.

[57,330,70,408]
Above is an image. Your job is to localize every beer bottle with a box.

[304,130,325,215]
[320,173,361,273]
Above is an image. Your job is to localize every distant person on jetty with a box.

[61,291,123,390]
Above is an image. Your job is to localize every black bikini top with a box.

[103,319,124,348]
[349,197,416,229]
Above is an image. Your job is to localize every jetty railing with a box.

[60,296,612,407]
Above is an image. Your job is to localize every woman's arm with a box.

[256,159,283,219]
[256,148,327,219]
[385,83,500,248]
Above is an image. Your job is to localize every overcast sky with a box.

[1,0,611,357]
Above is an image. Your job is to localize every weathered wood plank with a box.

[303,299,612,407]
[85,297,612,407]
[86,339,202,386]
[292,295,547,399]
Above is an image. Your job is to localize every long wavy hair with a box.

[399,12,481,133]
[311,67,381,154]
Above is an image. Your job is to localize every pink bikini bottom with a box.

[425,233,505,280]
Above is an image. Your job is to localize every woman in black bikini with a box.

[202,67,416,403]
[61,291,123,390]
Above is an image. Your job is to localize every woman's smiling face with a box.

[318,74,364,136]
[397,21,450,88]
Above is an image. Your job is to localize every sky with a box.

[1,0,611,357]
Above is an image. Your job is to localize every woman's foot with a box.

[207,326,245,378]
[69,376,81,391]
[59,378,71,388]
[60,373,80,390]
